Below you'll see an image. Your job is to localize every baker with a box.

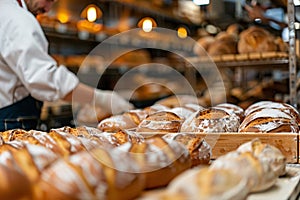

[0,0,133,131]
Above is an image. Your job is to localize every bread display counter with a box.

[1,93,300,199]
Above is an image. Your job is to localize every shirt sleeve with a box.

[1,8,79,102]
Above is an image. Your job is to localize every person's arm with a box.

[245,4,287,29]
[63,83,133,115]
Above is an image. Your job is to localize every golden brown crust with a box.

[117,137,191,189]
[0,164,33,200]
[180,108,240,133]
[239,108,299,133]
[97,114,137,133]
[136,111,183,133]
[238,26,278,53]
[163,133,211,167]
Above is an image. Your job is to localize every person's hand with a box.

[244,4,267,23]
[94,89,134,115]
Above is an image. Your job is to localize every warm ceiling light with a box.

[87,7,97,22]
[80,4,102,22]
[177,26,188,38]
[138,17,157,32]
[57,12,69,24]
[193,0,210,6]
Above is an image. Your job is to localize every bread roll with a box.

[180,108,240,133]
[163,133,211,166]
[116,137,191,189]
[238,26,278,53]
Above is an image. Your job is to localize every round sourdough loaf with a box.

[180,108,240,133]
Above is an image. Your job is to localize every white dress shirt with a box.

[0,0,79,109]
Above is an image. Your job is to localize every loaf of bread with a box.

[136,111,183,133]
[210,151,277,192]
[180,108,240,133]
[238,108,299,133]
[207,33,238,56]
[163,133,211,166]
[167,167,249,200]
[116,137,191,189]
[155,95,204,108]
[238,26,278,53]
[237,138,286,176]
[39,147,145,200]
[0,163,33,200]
[214,103,245,122]
[244,101,300,125]
[97,114,138,132]
[140,167,249,200]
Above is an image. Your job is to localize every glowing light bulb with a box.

[142,19,153,32]
[177,27,188,38]
[87,7,97,22]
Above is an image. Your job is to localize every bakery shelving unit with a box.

[185,0,299,108]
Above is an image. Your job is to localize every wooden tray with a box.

[196,132,299,164]
[139,132,299,164]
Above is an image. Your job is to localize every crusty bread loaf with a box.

[180,108,240,133]
[167,167,249,200]
[163,133,211,166]
[214,103,245,122]
[244,101,300,125]
[136,111,183,133]
[238,26,278,53]
[237,138,286,176]
[116,137,191,189]
[210,151,277,192]
[97,114,137,132]
[0,163,33,200]
[39,147,145,200]
[140,167,249,200]
[238,108,299,133]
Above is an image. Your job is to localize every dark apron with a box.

[0,96,43,131]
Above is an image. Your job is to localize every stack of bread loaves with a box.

[0,125,209,199]
[239,101,300,133]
